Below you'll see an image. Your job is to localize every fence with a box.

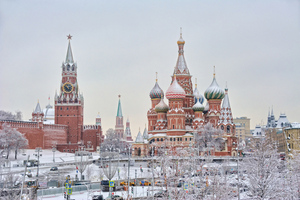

[37,183,100,197]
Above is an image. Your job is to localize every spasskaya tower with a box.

[55,35,84,144]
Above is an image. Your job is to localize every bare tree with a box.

[0,123,28,159]
[240,138,282,199]
[101,128,121,150]
[0,110,22,121]
[195,123,224,156]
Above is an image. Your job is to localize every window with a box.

[67,107,69,110]
[177,138,179,141]
[190,138,192,141]
[161,138,163,142]
[185,138,187,141]
[60,107,62,110]
[157,138,159,142]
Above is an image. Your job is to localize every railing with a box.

[37,183,100,197]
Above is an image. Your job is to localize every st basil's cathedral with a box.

[132,32,237,157]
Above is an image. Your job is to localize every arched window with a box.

[227,126,230,133]
[161,138,163,141]
[157,138,159,142]
[170,138,172,141]
[221,125,224,130]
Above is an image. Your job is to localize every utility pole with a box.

[52,146,56,163]
[20,155,30,200]
[35,147,42,177]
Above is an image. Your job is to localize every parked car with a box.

[50,166,58,171]
[154,190,167,197]
[120,181,135,186]
[155,180,166,186]
[105,195,123,200]
[139,180,151,186]
[92,194,103,200]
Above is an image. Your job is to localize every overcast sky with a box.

[1,0,300,139]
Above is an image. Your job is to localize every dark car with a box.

[101,180,109,185]
[50,166,58,171]
[154,190,167,197]
[92,194,103,200]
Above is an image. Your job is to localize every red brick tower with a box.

[55,35,84,144]
[171,29,194,127]
[32,101,44,128]
[166,75,186,136]
[115,95,124,139]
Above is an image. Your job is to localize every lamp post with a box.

[52,146,56,163]
[106,145,114,198]
[149,146,154,200]
[125,144,133,199]
[34,147,42,177]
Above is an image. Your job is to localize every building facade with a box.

[132,32,238,157]
[0,36,103,152]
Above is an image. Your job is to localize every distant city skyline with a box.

[1,0,300,139]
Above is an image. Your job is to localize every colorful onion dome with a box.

[204,77,225,100]
[193,87,204,104]
[149,81,164,99]
[155,98,169,113]
[192,98,204,112]
[165,75,186,99]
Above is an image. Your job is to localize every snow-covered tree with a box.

[0,123,28,159]
[240,138,282,199]
[195,123,224,155]
[101,128,121,150]
[0,110,22,121]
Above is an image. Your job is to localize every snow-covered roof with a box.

[219,87,233,125]
[135,131,144,143]
[204,77,225,100]
[34,102,42,114]
[149,81,164,99]
[276,113,290,128]
[165,76,186,99]
[143,127,148,139]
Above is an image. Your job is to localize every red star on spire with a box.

[67,34,72,40]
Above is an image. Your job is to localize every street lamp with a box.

[125,144,134,199]
[149,146,154,200]
[34,147,42,177]
[52,146,56,163]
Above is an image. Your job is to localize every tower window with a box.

[67,107,69,110]
[60,107,62,110]
[170,138,172,141]
[185,138,187,141]
[157,138,159,142]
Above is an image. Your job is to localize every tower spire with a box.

[65,34,74,63]
[117,95,123,117]
[156,72,158,82]
[213,66,216,78]
[174,28,189,75]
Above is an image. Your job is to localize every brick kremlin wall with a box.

[0,121,68,149]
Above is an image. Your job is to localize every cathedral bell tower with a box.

[171,29,194,127]
[55,35,84,144]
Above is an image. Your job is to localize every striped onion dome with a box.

[192,98,204,112]
[193,87,204,104]
[155,98,169,113]
[165,76,186,99]
[204,77,225,100]
[149,81,164,99]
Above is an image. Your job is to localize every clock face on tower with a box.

[63,82,73,93]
